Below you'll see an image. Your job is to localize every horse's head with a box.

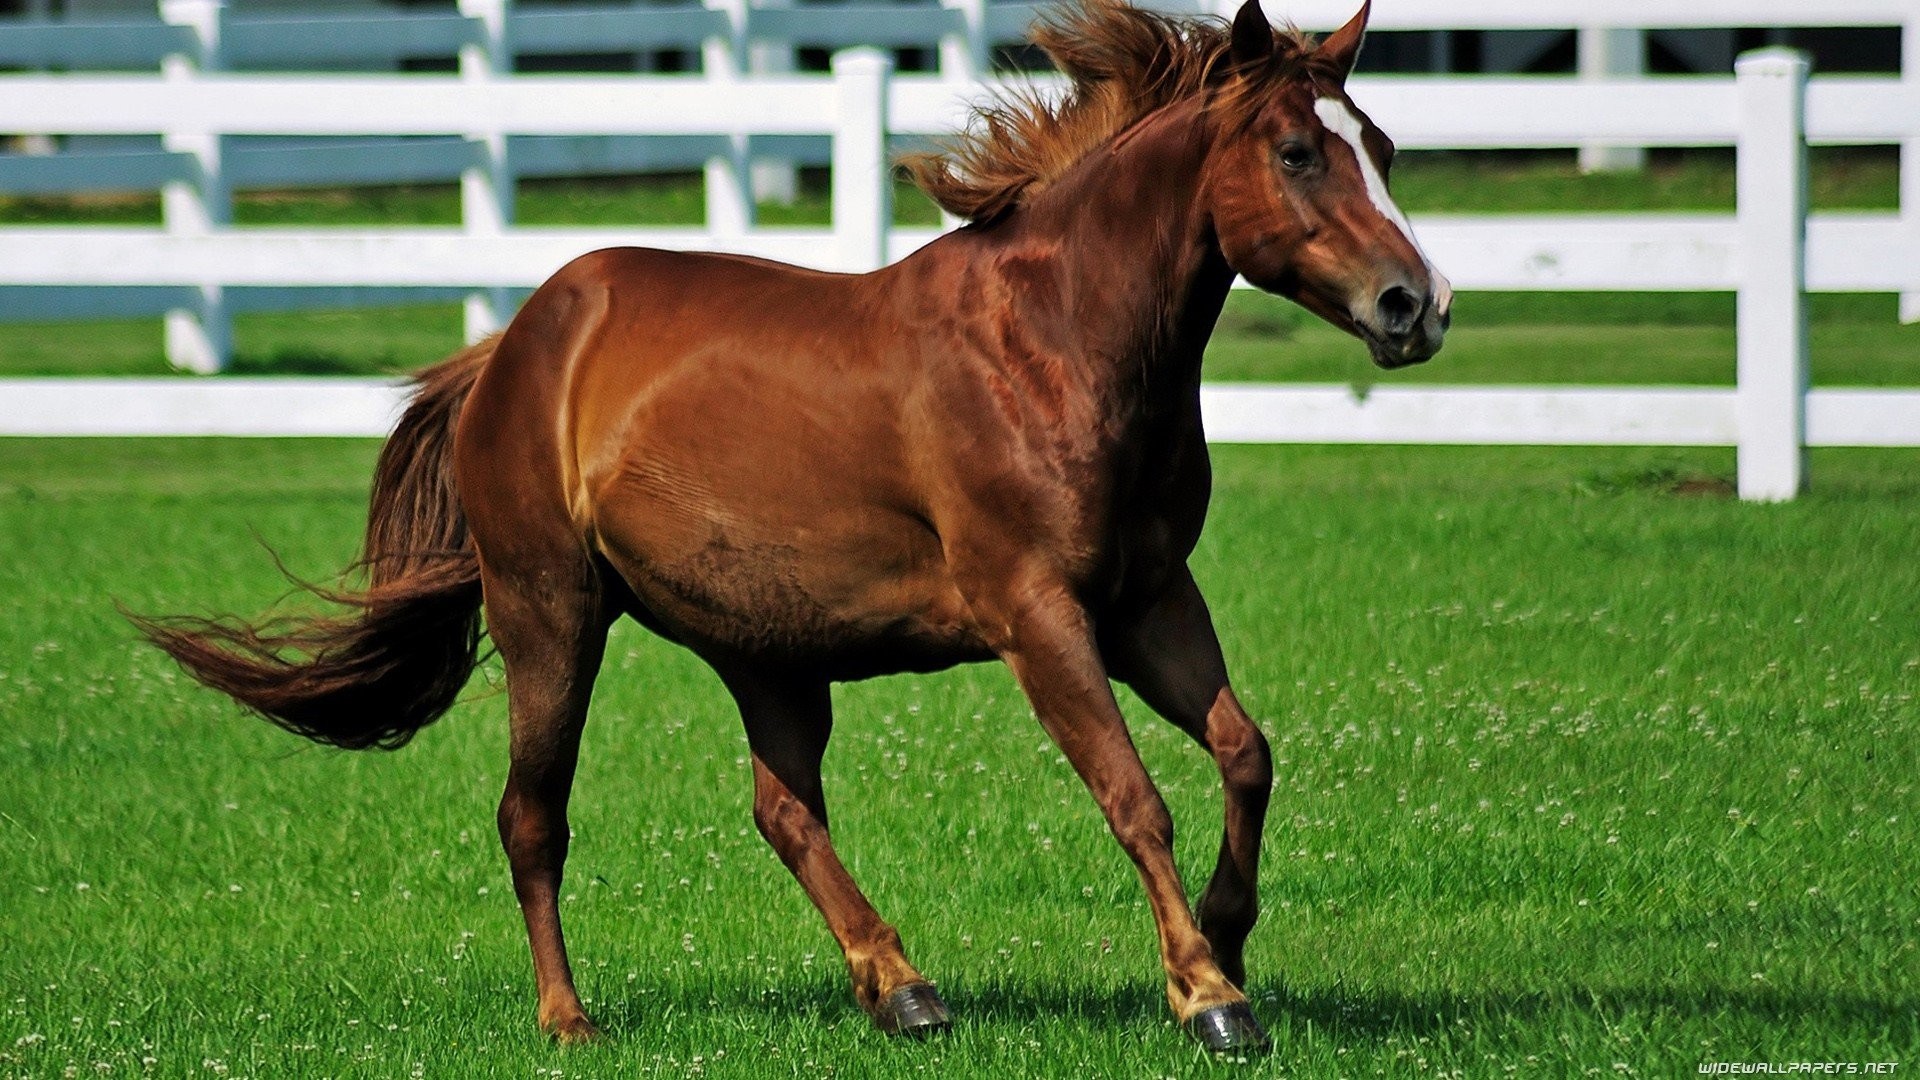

[1205,0,1451,368]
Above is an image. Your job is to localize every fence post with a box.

[158,0,230,373]
[458,0,514,342]
[703,0,754,241]
[1902,18,1920,324]
[939,0,986,81]
[1577,26,1646,173]
[1734,48,1810,502]
[747,0,798,205]
[832,48,891,274]
[18,0,56,156]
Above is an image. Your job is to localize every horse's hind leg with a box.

[482,556,613,1042]
[722,669,950,1037]
[1104,568,1273,991]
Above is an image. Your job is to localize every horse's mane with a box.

[901,0,1318,223]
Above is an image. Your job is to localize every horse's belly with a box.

[624,544,991,674]
[591,476,988,672]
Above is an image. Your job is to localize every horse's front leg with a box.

[982,572,1269,1053]
[1102,566,1273,990]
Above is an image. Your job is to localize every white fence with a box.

[4,0,1917,322]
[7,0,1917,213]
[2,1,1919,500]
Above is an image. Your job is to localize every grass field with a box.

[1,438,1915,1078]
[5,149,1917,384]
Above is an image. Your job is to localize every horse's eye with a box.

[1278,144,1314,173]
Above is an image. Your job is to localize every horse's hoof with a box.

[546,1015,603,1045]
[873,983,952,1039]
[1184,1001,1270,1055]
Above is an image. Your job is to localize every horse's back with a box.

[470,244,884,485]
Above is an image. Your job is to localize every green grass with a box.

[12,290,1915,384]
[1390,147,1899,214]
[1207,291,1920,387]
[1,439,1915,1078]
[4,304,469,378]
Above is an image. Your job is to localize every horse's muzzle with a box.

[1362,283,1448,369]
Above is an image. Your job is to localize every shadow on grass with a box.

[587,974,1917,1043]
[586,974,857,1037]
[227,347,405,376]
[1257,983,1919,1044]
[1577,463,1738,498]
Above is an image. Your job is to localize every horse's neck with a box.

[1009,100,1234,404]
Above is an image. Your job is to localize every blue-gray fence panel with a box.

[219,286,513,315]
[750,4,962,48]
[0,285,505,323]
[0,19,196,70]
[508,6,730,53]
[1,286,198,321]
[511,133,736,175]
[982,3,1048,46]
[221,14,483,68]
[225,137,487,188]
[0,150,194,195]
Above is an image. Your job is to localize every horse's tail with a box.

[132,337,497,750]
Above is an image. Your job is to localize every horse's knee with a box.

[497,787,568,873]
[1107,780,1176,854]
[752,783,828,863]
[750,786,794,840]
[496,784,522,845]
[1217,722,1272,805]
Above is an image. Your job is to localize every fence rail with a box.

[6,378,1918,452]
[3,3,1919,500]
[0,208,1912,293]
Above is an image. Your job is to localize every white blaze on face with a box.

[1312,96,1454,316]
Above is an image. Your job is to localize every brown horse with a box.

[137,0,1447,1053]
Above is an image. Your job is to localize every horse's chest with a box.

[1063,442,1210,610]
[1094,491,1202,608]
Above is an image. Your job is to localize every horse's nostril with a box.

[1376,285,1421,338]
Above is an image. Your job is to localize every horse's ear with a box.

[1318,0,1371,82]
[1230,0,1275,69]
